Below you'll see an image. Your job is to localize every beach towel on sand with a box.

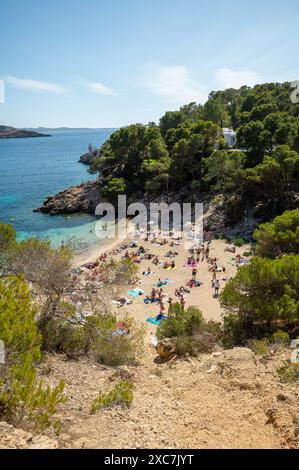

[239,259,250,266]
[183,262,198,268]
[127,288,144,297]
[155,279,173,287]
[146,315,166,325]
[143,298,159,304]
[227,259,235,266]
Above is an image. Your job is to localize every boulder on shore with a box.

[34,181,102,215]
[156,338,177,358]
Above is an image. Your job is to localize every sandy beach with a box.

[73,230,250,337]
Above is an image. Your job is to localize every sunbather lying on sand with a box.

[157,278,167,287]
[142,267,154,276]
[225,245,236,253]
[187,279,201,288]
[165,250,178,258]
[113,297,132,307]
[112,321,130,336]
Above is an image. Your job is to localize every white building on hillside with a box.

[223,128,237,148]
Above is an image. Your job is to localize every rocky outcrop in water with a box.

[79,152,94,165]
[78,146,101,165]
[35,181,102,215]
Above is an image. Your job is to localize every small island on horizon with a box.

[0,125,51,139]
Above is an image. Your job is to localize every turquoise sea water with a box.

[0,129,114,247]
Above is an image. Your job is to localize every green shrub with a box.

[90,380,133,413]
[41,318,87,358]
[0,275,41,363]
[270,330,290,346]
[233,237,246,247]
[176,332,216,355]
[277,361,299,383]
[101,178,127,204]
[157,303,204,339]
[247,339,268,355]
[9,238,72,297]
[0,356,66,431]
[254,209,299,258]
[157,304,219,356]
[175,336,195,356]
[40,302,145,366]
[243,251,252,257]
[87,313,145,366]
[0,276,67,430]
[222,313,254,348]
[0,223,17,271]
[203,320,223,341]
[220,255,299,347]
[39,300,88,358]
[215,232,225,240]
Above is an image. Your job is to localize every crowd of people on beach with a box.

[71,226,250,330]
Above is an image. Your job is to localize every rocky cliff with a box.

[35,181,102,215]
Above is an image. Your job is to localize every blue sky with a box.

[0,0,298,128]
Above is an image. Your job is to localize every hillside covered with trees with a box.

[88,82,299,223]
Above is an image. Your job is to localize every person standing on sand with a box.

[214,279,220,297]
[159,299,165,313]
[192,267,197,281]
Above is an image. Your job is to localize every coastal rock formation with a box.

[79,151,99,165]
[35,181,102,215]
[78,142,103,165]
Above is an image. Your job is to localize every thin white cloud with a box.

[141,64,206,104]
[6,76,69,95]
[215,68,260,89]
[86,82,117,96]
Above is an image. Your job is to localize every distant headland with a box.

[0,125,50,139]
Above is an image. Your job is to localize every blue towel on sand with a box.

[146,315,166,325]
[127,288,144,297]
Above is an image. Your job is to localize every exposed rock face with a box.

[156,338,177,358]
[79,151,99,165]
[0,422,58,449]
[35,181,102,215]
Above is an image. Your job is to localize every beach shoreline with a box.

[73,236,124,266]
